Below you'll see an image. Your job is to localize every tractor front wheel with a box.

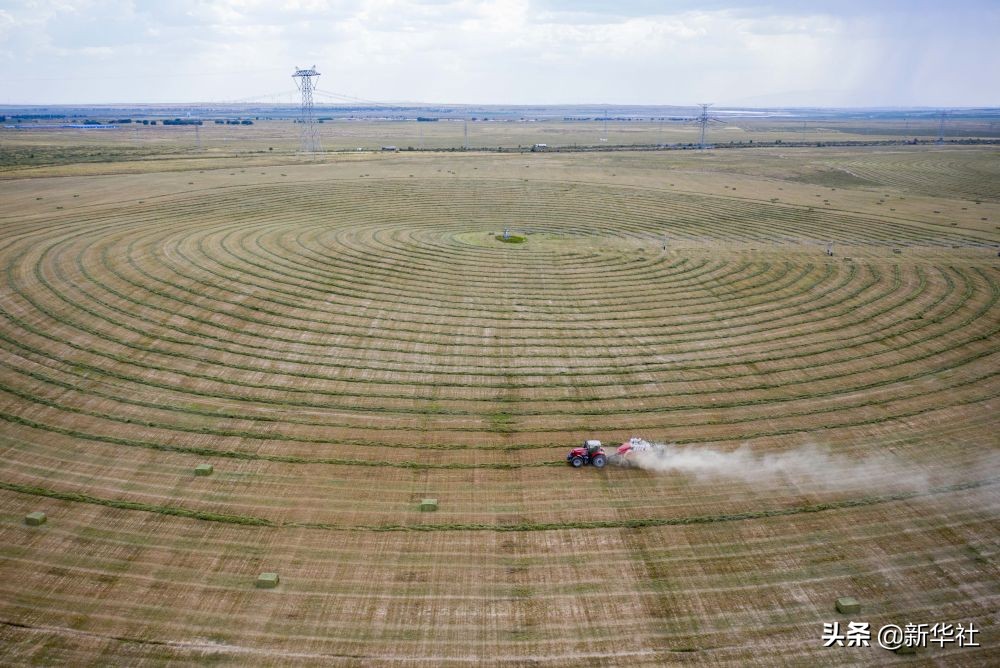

[571,457,584,468]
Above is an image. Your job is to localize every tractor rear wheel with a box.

[592,455,606,468]
[571,457,584,468]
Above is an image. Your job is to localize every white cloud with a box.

[0,0,995,105]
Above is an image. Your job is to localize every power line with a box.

[312,88,429,106]
[221,90,300,104]
[0,67,291,84]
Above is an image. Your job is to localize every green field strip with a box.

[23,174,984,288]
[0,378,995,465]
[22,243,898,366]
[1,308,996,435]
[2,486,990,570]
[1,477,995,532]
[178,214,755,303]
[86,222,840,334]
[15,183,984,360]
[7,173,993,249]
[29,252,948,382]
[144,232,786,331]
[0,496,988,612]
[3,356,991,458]
[2,263,992,422]
[1,294,995,423]
[0,264,992,427]
[72,252,992,370]
[229,229,775,316]
[838,152,1000,201]
[15,243,848,358]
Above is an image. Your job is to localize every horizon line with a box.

[2,102,999,111]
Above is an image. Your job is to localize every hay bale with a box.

[419,498,438,512]
[194,463,214,476]
[835,597,861,614]
[24,511,47,526]
[256,572,279,588]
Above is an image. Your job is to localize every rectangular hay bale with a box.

[256,572,279,588]
[835,597,861,614]
[419,498,438,512]
[194,463,214,476]
[24,511,47,526]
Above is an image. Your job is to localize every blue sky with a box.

[0,1,996,106]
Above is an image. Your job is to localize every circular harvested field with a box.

[1,165,998,665]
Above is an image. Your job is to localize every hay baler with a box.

[607,437,655,467]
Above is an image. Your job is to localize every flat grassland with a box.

[3,113,998,172]
[0,135,998,665]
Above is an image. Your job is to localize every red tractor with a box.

[566,440,607,468]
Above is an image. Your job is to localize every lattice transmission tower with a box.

[695,103,721,149]
[937,109,948,145]
[293,66,322,152]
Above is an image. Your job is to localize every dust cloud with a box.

[628,443,934,492]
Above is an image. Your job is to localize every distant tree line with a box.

[562,116,685,121]
[8,113,65,120]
